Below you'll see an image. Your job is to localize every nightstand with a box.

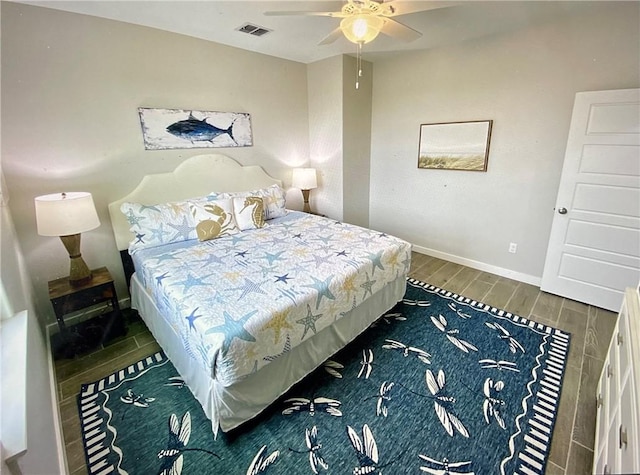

[49,266,126,358]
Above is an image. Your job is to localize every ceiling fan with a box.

[265,0,453,46]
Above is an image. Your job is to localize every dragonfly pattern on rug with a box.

[246,445,279,475]
[484,321,525,354]
[346,424,387,475]
[77,279,571,475]
[431,314,479,353]
[357,349,375,379]
[482,378,507,430]
[382,338,431,363]
[375,382,395,418]
[361,381,396,418]
[119,389,155,421]
[120,389,155,408]
[323,360,344,379]
[157,412,220,475]
[478,358,520,373]
[425,369,470,438]
[371,312,406,327]
[165,376,186,388]
[448,302,472,319]
[418,454,475,475]
[288,426,329,474]
[282,397,343,417]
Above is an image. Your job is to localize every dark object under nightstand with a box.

[49,266,126,359]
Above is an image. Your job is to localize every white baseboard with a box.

[412,245,542,287]
[45,296,130,473]
[46,326,69,475]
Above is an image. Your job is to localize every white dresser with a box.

[593,287,640,474]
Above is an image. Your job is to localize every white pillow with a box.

[233,196,265,231]
[189,198,239,241]
[216,184,286,220]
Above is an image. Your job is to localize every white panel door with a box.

[541,89,640,312]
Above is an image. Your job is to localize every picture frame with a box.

[138,108,253,150]
[418,120,493,171]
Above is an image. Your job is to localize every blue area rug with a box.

[78,279,570,474]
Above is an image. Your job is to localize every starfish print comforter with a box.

[132,211,412,387]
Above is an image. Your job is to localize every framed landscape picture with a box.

[418,120,493,171]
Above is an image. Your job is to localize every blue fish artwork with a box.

[138,108,253,150]
[166,112,237,144]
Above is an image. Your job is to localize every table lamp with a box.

[35,192,100,286]
[292,168,318,214]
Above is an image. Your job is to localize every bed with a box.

[108,153,411,436]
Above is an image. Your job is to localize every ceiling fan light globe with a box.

[353,18,369,38]
[340,14,383,44]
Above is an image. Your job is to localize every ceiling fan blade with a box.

[318,27,344,45]
[380,18,422,42]
[264,10,345,18]
[380,1,460,17]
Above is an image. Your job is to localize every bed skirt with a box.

[130,273,407,436]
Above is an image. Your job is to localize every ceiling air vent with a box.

[236,23,272,37]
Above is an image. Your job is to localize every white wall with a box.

[307,56,344,220]
[369,2,640,282]
[1,173,65,474]
[343,55,372,228]
[1,2,310,326]
[307,55,373,225]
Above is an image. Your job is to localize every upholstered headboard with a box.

[108,153,282,252]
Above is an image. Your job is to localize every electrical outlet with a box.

[509,242,517,253]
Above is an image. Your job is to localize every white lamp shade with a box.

[35,192,100,236]
[292,168,318,190]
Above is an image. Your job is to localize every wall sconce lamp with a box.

[292,168,318,214]
[34,192,100,286]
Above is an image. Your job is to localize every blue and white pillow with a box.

[121,198,204,253]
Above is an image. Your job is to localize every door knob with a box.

[557,207,568,214]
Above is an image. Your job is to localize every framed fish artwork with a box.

[138,108,253,150]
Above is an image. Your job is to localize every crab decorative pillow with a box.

[189,199,239,241]
[233,196,265,231]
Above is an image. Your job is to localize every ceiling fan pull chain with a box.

[356,42,363,89]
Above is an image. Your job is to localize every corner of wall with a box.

[0,199,66,474]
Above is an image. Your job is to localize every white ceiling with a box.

[16,1,609,64]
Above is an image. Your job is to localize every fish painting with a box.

[166,112,237,145]
[138,108,253,150]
